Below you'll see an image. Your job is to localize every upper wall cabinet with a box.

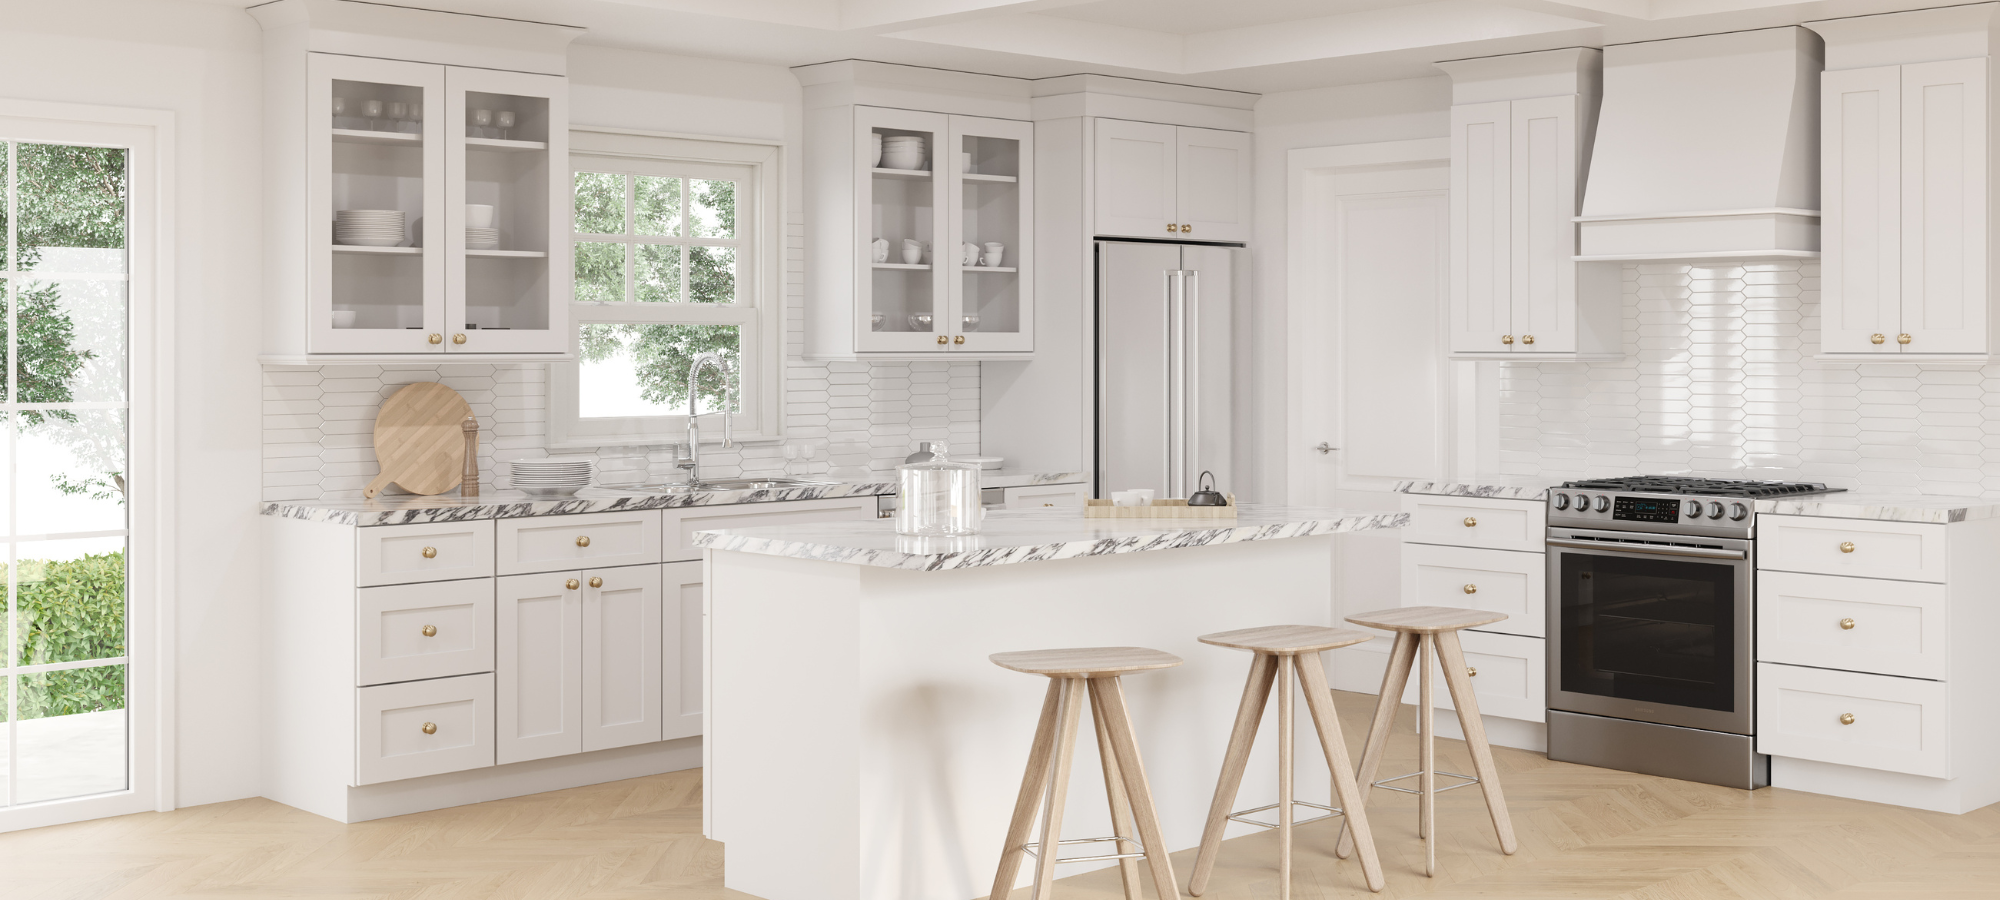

[1815,12,1995,360]
[254,0,582,361]
[1093,119,1251,242]
[1439,49,1619,360]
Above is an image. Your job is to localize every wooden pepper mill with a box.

[461,415,480,497]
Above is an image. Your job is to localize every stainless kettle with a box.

[1187,471,1228,507]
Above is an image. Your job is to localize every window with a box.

[552,131,781,447]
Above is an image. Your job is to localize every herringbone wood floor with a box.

[3,691,1997,899]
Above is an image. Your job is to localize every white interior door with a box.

[582,564,662,752]
[1093,119,1177,239]
[496,571,582,764]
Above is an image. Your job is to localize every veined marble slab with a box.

[1393,477,1552,501]
[1757,493,2000,525]
[694,504,1408,570]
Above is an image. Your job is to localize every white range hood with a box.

[1577,27,1823,261]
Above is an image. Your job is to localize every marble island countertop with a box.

[1393,475,2000,524]
[693,504,1408,570]
[262,469,1087,527]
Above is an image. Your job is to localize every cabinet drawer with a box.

[1400,544,1545,638]
[1759,515,1946,583]
[355,672,495,785]
[358,520,495,587]
[498,511,661,575]
[1757,571,1947,680]
[357,579,495,687]
[1400,495,1546,552]
[1003,484,1089,509]
[663,497,877,562]
[1756,663,1948,778]
[1336,630,1545,723]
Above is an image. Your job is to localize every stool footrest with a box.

[1373,770,1478,796]
[1226,799,1344,830]
[1020,835,1145,865]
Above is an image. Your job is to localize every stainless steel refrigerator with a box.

[1095,241,1240,500]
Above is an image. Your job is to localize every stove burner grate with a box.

[1556,475,1844,499]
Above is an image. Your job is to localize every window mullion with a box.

[624,175,637,303]
[679,179,691,305]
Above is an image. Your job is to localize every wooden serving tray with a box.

[1083,496,1237,519]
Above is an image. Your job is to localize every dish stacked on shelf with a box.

[509,457,595,498]
[334,209,406,247]
[465,226,499,250]
[880,135,926,170]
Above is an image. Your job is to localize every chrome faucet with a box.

[677,352,735,486]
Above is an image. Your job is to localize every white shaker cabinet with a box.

[583,564,665,752]
[1093,119,1251,242]
[662,561,706,741]
[496,570,584,764]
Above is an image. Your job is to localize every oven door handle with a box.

[1547,538,1748,560]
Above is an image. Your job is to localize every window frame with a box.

[551,129,783,448]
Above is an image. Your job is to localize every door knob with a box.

[1314,442,1338,454]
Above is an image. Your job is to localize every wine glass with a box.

[409,102,422,133]
[781,440,805,478]
[387,102,408,133]
[331,96,347,129]
[362,100,383,131]
[470,109,491,139]
[495,111,516,141]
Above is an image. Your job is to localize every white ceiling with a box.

[219,0,1979,94]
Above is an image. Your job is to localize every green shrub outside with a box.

[12,550,125,719]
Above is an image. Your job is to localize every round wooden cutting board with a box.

[362,382,474,499]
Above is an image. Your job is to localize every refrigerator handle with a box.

[1168,269,1188,499]
[1184,268,1199,500]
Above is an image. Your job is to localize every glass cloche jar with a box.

[894,440,982,536]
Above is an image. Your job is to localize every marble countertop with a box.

[1392,475,2000,524]
[262,470,1086,527]
[1393,476,1551,501]
[693,504,1408,570]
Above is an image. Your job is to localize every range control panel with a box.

[1547,489,1754,538]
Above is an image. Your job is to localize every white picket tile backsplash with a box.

[1498,259,2000,495]
[262,220,980,502]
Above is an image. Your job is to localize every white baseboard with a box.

[280,737,703,824]
[1427,709,1547,753]
[1770,755,1975,814]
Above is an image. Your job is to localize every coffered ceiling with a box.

[224,0,1980,92]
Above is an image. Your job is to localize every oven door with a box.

[1546,527,1754,735]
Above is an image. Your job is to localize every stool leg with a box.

[1033,677,1087,900]
[1091,675,1180,900]
[1419,634,1436,876]
[1091,692,1144,900]
[990,677,1064,900]
[1436,630,1518,855]
[1295,650,1385,892]
[1278,654,1295,900]
[1190,651,1277,896]
[1338,630,1417,860]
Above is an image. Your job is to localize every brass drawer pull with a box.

[1839,618,1856,630]
[1463,517,1477,527]
[1839,541,1855,553]
[566,578,580,590]
[422,624,437,637]
[576,535,591,547]
[1839,713,1856,725]
[589,576,603,588]
[422,546,437,559]
[1467,667,1478,678]
[422,722,437,735]
[1463,584,1477,594]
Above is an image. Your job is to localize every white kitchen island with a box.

[695,505,1407,900]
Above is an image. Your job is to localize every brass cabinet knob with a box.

[576,535,591,547]
[1522,334,1536,345]
[1166,223,1177,233]
[566,578,580,590]
[936,335,948,344]
[1898,333,1913,344]
[1840,541,1855,553]
[422,624,437,637]
[1840,713,1856,725]
[588,576,603,588]
[1180,224,1191,233]
[1463,517,1477,527]
[953,335,965,345]
[1501,334,1514,345]
[1468,667,1478,678]
[428,333,443,344]
[1463,584,1478,594]
[422,722,437,735]
[421,546,437,559]
[1839,617,1856,630]
[452,333,467,345]
[1871,333,1886,344]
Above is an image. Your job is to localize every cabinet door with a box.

[661,496,878,562]
[355,673,494,785]
[661,560,705,740]
[1175,126,1252,243]
[1757,571,1947,680]
[1901,57,1988,355]
[444,66,569,354]
[307,53,447,354]
[1449,101,1513,354]
[496,571,583,763]
[582,564,662,751]
[949,115,1034,353]
[357,578,495,686]
[1509,95,1578,354]
[1757,662,1949,777]
[856,106,952,354]
[1822,65,1903,355]
[1093,119,1178,239]
[1002,484,1089,509]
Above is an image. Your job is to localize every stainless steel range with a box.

[1543,475,1843,789]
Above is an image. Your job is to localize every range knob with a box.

[1593,495,1610,513]
[1552,493,1571,510]
[1707,500,1726,519]
[1729,502,1749,521]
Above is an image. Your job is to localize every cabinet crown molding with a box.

[1437,47,1601,105]
[249,0,583,76]
[1810,2,2000,70]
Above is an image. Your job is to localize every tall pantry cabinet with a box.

[1811,5,2000,361]
[1438,49,1620,359]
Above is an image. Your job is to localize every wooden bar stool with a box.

[988,647,1182,900]
[1336,606,1518,877]
[1189,625,1386,897]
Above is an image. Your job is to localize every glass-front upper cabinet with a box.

[950,115,1033,353]
[309,54,446,353]
[445,67,568,354]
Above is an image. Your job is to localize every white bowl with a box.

[960,456,1004,470]
[336,237,403,246]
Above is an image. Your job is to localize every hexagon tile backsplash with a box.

[1499,260,2000,495]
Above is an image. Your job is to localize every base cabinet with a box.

[662,561,705,741]
[497,571,584,764]
[1757,662,1950,778]
[584,565,664,752]
[357,673,496,785]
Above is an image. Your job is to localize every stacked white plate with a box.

[510,457,594,498]
[881,135,926,170]
[334,209,405,247]
[466,226,499,250]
